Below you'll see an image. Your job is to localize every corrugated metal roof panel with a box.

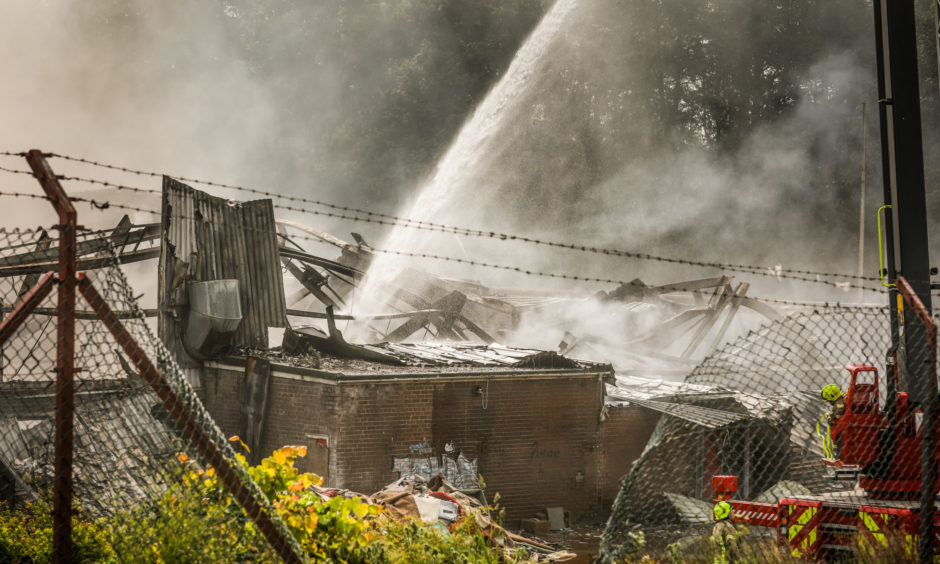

[607,375,721,401]
[353,342,599,369]
[159,177,286,357]
[608,396,746,428]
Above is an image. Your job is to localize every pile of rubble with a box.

[309,473,581,562]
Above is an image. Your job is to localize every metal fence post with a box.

[25,150,77,564]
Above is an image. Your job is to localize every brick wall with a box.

[202,364,660,522]
[331,376,611,521]
[597,406,662,512]
[202,366,340,477]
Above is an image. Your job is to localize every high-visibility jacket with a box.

[829,398,846,421]
[711,519,738,564]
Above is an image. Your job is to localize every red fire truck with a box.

[715,1,940,560]
[716,359,940,560]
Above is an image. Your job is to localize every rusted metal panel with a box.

[159,177,286,361]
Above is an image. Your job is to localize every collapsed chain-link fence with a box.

[0,217,305,559]
[599,295,940,563]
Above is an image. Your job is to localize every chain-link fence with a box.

[599,295,940,563]
[4,151,940,563]
[0,153,305,562]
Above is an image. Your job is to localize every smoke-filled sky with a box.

[0,1,546,232]
[2,0,938,316]
[359,0,927,307]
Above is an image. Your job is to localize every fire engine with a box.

[716,1,940,560]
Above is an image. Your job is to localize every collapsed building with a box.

[0,176,796,525]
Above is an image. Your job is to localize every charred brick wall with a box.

[202,365,660,522]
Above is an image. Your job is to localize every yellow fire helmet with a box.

[713,501,732,521]
[821,384,843,402]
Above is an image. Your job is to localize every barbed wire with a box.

[0,191,112,222]
[0,164,34,176]
[0,189,891,295]
[4,171,889,293]
[366,248,889,308]
[0,191,892,309]
[9,151,882,283]
[0,222,138,254]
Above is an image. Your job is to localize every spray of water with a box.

[352,0,581,317]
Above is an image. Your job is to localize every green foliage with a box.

[0,500,115,564]
[107,457,270,562]
[106,444,516,562]
[620,531,802,564]
[364,517,501,564]
[0,446,520,562]
[619,526,925,564]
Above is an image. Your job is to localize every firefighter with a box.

[821,384,846,422]
[821,384,845,458]
[710,501,738,564]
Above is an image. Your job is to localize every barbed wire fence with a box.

[0,194,888,313]
[0,149,896,299]
[0,151,306,562]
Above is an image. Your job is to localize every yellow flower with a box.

[304,512,319,533]
[271,447,292,465]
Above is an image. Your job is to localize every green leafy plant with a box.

[0,499,115,564]
[107,453,269,562]
[364,517,502,564]
[101,443,525,562]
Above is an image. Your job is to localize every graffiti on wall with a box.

[392,439,480,489]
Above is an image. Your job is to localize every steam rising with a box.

[3,1,938,369]
[356,0,887,317]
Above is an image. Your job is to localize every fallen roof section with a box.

[218,341,613,382]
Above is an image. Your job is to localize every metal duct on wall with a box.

[184,279,242,358]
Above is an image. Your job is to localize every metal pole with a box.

[24,150,77,564]
[857,101,867,307]
[924,320,938,564]
[935,0,940,98]
[0,273,57,345]
[899,277,937,563]
[744,427,750,500]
